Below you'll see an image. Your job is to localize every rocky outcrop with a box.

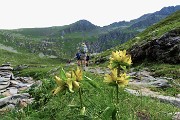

[130,28,180,64]
[125,88,180,108]
[91,29,139,52]
[0,63,41,111]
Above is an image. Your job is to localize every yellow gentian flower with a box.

[53,67,83,94]
[116,73,129,87]
[74,67,83,82]
[53,76,66,95]
[110,50,132,68]
[104,70,129,87]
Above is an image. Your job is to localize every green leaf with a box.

[60,68,67,81]
[120,65,127,71]
[112,107,117,120]
[101,106,117,120]
[77,115,92,120]
[84,75,101,90]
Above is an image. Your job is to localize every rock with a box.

[0,77,9,82]
[0,96,12,107]
[177,94,180,98]
[173,112,180,120]
[13,64,28,71]
[149,78,170,88]
[0,66,13,71]
[0,81,10,85]
[0,63,37,111]
[130,28,180,64]
[0,104,15,113]
[125,88,180,108]
[1,91,11,97]
[157,95,180,108]
[0,84,10,90]
[10,80,33,88]
[9,88,18,95]
[0,89,7,93]
[129,70,171,88]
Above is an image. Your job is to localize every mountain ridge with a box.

[0,5,179,61]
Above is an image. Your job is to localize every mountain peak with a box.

[63,19,98,33]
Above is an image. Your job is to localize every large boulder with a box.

[130,28,180,64]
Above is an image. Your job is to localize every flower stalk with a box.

[79,88,83,109]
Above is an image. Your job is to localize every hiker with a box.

[79,42,88,66]
[85,54,90,66]
[75,52,81,66]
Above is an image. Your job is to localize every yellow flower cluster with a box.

[109,50,132,69]
[104,50,132,88]
[53,67,83,95]
[104,69,129,87]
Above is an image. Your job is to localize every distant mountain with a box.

[103,5,180,31]
[90,5,180,52]
[94,10,180,64]
[0,5,179,60]
[128,5,180,30]
[62,20,99,34]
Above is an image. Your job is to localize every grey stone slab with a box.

[9,88,18,95]
[0,89,6,93]
[0,81,10,85]
[0,67,13,70]
[0,77,9,82]
[0,82,10,90]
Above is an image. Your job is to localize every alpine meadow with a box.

[0,5,180,120]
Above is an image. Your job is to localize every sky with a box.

[0,0,180,29]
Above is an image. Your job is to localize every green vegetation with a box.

[1,66,179,120]
[0,48,65,66]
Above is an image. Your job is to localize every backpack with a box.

[76,52,81,59]
[80,44,88,54]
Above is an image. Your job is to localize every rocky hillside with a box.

[95,10,180,64]
[130,28,180,63]
[90,5,180,52]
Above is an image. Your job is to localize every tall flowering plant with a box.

[104,50,132,104]
[52,67,85,114]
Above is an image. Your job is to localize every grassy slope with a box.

[2,67,179,120]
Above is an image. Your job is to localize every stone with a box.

[0,89,6,93]
[177,94,180,98]
[0,96,12,107]
[0,66,13,71]
[125,88,180,108]
[2,91,11,97]
[0,81,10,85]
[0,84,9,90]
[130,28,180,64]
[9,88,18,95]
[0,77,9,82]
[149,79,170,88]
[173,112,180,120]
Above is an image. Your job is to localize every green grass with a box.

[0,48,67,66]
[1,66,179,120]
